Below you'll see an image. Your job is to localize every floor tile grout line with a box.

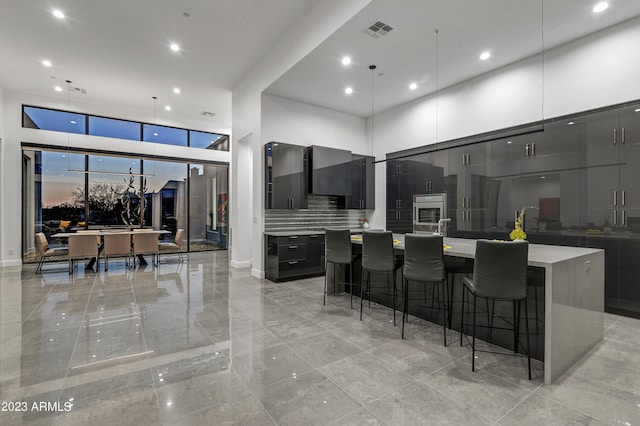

[492,383,540,423]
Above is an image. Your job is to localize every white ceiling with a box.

[266,0,640,117]
[0,0,319,132]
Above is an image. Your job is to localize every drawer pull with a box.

[288,261,298,265]
[288,245,298,249]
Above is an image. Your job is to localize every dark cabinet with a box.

[265,234,325,282]
[349,155,375,209]
[265,142,307,209]
[306,146,352,196]
[386,159,414,233]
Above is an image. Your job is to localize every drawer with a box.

[278,243,307,261]
[277,235,308,245]
[278,259,307,278]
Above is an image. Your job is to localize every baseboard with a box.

[0,259,23,268]
[251,268,265,279]
[230,259,251,269]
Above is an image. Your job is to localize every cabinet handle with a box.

[288,245,298,249]
[614,190,617,206]
[622,190,626,206]
[613,128,617,145]
[288,261,299,265]
[398,200,402,209]
[531,143,536,156]
[525,144,530,157]
[613,210,618,226]
[622,127,626,144]
[622,210,626,226]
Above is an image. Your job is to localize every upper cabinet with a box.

[349,154,375,209]
[305,146,352,196]
[265,142,308,209]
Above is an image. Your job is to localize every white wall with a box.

[231,0,371,277]
[262,94,367,153]
[0,89,230,266]
[367,16,640,230]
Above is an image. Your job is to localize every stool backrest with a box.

[325,229,352,264]
[404,234,445,282]
[69,234,99,258]
[473,239,529,300]
[35,232,49,255]
[133,232,158,255]
[362,230,394,272]
[174,229,184,246]
[104,233,132,257]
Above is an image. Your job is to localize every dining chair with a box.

[133,232,159,267]
[324,228,357,308]
[460,239,532,379]
[402,234,448,345]
[35,232,69,273]
[103,232,132,271]
[158,228,184,262]
[360,230,402,325]
[68,233,100,274]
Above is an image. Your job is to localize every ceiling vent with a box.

[201,111,216,117]
[68,86,87,95]
[363,20,393,39]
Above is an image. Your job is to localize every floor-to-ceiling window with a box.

[22,148,228,263]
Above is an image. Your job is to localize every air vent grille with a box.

[363,20,393,39]
[69,86,87,95]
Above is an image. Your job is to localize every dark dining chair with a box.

[360,230,402,325]
[402,234,448,345]
[460,239,532,379]
[324,229,359,308]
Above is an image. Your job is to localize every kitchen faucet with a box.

[434,218,451,236]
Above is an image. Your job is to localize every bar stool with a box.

[324,229,357,309]
[360,230,402,325]
[401,234,448,345]
[460,239,532,379]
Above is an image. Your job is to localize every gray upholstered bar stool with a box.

[324,229,358,308]
[460,239,531,379]
[360,230,402,325]
[402,234,448,345]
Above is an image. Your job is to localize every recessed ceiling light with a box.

[479,51,491,61]
[635,108,640,112]
[341,56,351,66]
[568,121,575,125]
[507,140,513,144]
[344,87,353,95]
[42,60,52,67]
[54,86,62,92]
[593,2,608,13]
[52,9,64,19]
[173,87,181,94]
[541,176,546,179]
[170,43,180,52]
[409,82,418,90]
[165,105,171,111]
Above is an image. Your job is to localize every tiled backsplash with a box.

[265,195,368,231]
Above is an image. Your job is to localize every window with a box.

[88,116,140,141]
[23,106,86,134]
[190,131,227,150]
[143,124,187,146]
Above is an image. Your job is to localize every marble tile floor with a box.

[0,250,638,425]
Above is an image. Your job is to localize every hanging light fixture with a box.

[369,64,376,161]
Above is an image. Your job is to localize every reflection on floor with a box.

[0,251,638,425]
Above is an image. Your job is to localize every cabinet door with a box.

[583,109,621,167]
[491,136,526,178]
[364,156,375,209]
[288,145,307,209]
[269,143,293,209]
[350,155,374,209]
[586,165,619,230]
[528,120,581,173]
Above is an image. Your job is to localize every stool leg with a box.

[524,297,532,380]
[402,277,408,339]
[392,272,396,327]
[442,279,448,347]
[323,261,328,306]
[460,284,466,346]
[349,262,353,310]
[472,294,477,371]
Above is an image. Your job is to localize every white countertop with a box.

[265,229,364,237]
